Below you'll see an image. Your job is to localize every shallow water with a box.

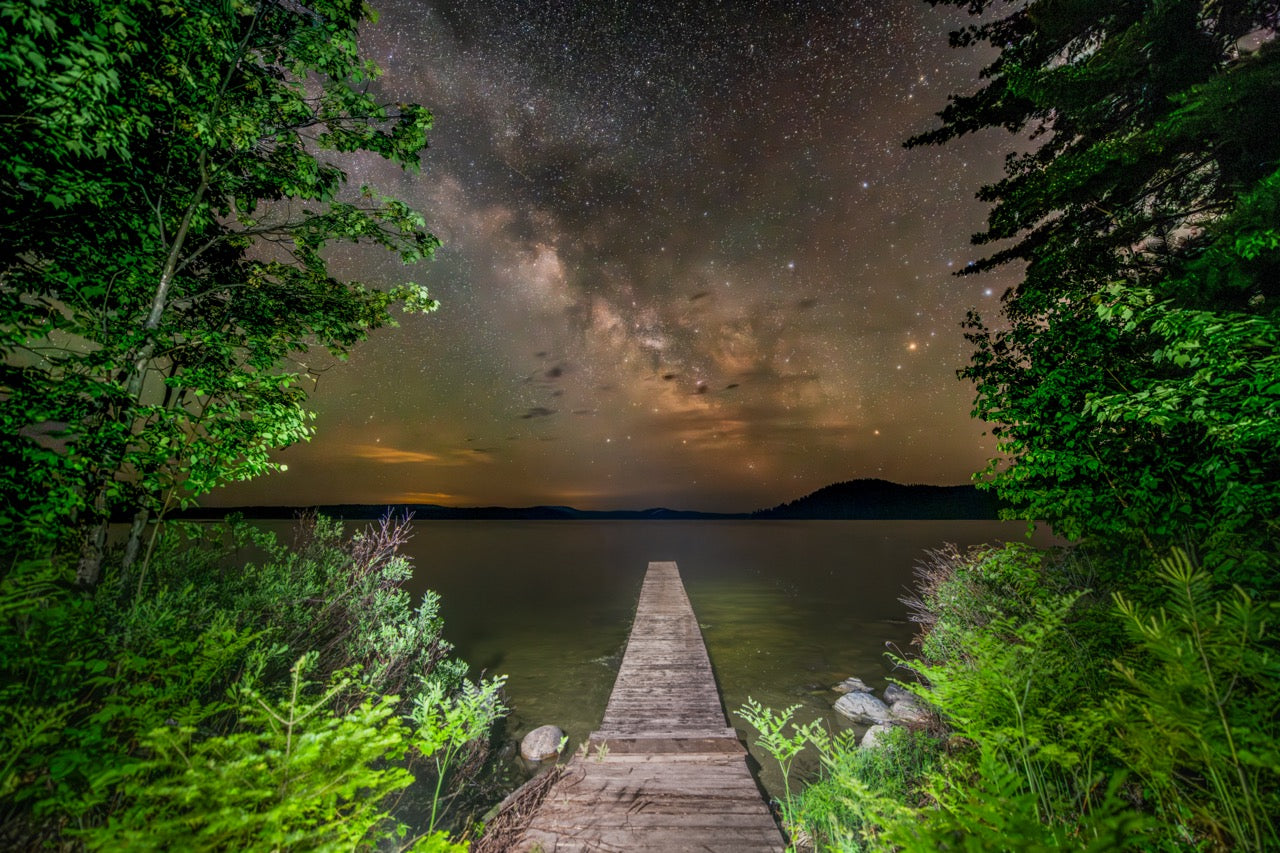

[388,519,1057,802]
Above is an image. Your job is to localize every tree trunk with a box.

[76,513,108,587]
[121,505,150,575]
[75,170,211,589]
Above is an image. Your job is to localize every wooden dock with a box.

[512,561,786,852]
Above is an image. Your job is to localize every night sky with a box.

[210,0,1024,513]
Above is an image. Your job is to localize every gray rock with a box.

[833,676,873,694]
[890,697,930,724]
[882,683,913,705]
[834,691,892,725]
[860,723,895,749]
[520,725,564,762]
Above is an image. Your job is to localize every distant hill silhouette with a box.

[751,479,1001,520]
[174,504,746,521]
[177,479,1000,521]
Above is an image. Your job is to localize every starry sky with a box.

[210,0,1024,513]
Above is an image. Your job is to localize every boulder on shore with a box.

[882,683,913,705]
[889,697,930,724]
[834,691,891,725]
[520,725,564,762]
[860,723,895,749]
[833,676,873,694]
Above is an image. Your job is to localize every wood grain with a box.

[513,562,786,852]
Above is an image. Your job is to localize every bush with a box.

[793,725,941,851]
[902,544,1117,834]
[0,515,502,850]
[752,542,1280,852]
[1109,550,1280,850]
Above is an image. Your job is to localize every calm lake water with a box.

[382,519,1056,802]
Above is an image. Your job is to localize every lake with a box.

[386,519,1056,802]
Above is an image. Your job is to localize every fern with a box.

[1110,549,1280,851]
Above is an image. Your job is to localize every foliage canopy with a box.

[912,0,1280,581]
[0,0,439,583]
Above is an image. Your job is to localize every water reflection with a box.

[389,519,1057,801]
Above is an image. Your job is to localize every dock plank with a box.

[512,561,785,852]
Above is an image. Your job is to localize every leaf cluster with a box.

[922,0,1280,577]
[1110,550,1280,849]
[0,0,441,570]
[766,542,1280,852]
[0,516,504,849]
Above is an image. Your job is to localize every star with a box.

[208,0,1015,512]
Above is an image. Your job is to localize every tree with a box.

[0,0,439,584]
[912,0,1280,584]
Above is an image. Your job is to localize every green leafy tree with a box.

[0,0,439,584]
[913,0,1280,581]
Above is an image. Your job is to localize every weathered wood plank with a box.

[512,561,785,852]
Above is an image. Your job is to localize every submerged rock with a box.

[834,691,891,725]
[833,676,873,694]
[860,723,895,749]
[520,725,565,762]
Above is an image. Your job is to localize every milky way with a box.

[210,0,1025,512]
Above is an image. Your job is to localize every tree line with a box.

[743,2,1279,850]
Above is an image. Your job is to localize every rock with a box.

[520,725,564,762]
[882,683,913,705]
[890,697,930,724]
[860,723,895,749]
[834,691,892,725]
[833,676,873,694]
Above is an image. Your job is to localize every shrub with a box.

[0,515,502,849]
[1109,550,1280,850]
[81,654,457,851]
[763,541,1279,851]
[793,725,941,851]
